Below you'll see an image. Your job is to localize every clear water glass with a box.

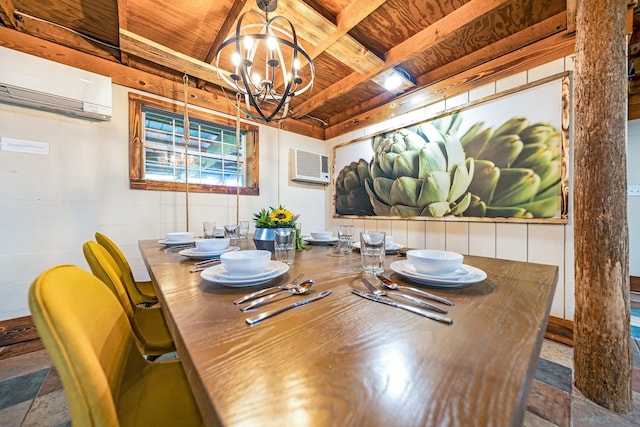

[224,224,239,245]
[274,227,295,265]
[203,221,216,239]
[239,220,250,240]
[337,225,354,254]
[360,231,385,274]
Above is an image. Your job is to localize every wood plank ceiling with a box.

[0,0,635,139]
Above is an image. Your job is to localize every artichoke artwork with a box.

[363,118,474,217]
[334,159,375,215]
[460,117,562,218]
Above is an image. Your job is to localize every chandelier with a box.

[215,0,315,123]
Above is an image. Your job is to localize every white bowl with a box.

[310,231,332,240]
[195,238,230,252]
[220,250,271,276]
[406,249,464,275]
[166,231,194,241]
[385,236,394,248]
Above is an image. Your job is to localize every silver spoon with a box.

[239,279,315,311]
[233,273,304,305]
[378,276,454,306]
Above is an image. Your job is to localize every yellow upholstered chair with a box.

[82,241,175,357]
[29,264,203,426]
[95,232,158,306]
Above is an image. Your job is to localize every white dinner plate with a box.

[158,238,195,245]
[200,261,289,287]
[389,260,487,287]
[303,236,338,244]
[353,242,403,252]
[178,246,240,259]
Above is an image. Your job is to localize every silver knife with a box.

[245,290,332,325]
[351,288,453,325]
[361,278,447,314]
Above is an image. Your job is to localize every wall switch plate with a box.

[629,185,640,197]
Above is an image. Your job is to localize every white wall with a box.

[0,82,326,321]
[327,57,578,320]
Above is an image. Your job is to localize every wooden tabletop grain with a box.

[139,239,558,427]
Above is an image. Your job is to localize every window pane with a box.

[142,107,246,187]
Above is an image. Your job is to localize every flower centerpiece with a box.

[252,205,306,252]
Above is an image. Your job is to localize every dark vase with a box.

[253,227,275,252]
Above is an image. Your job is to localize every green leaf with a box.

[390,177,421,207]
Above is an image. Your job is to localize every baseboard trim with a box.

[545,316,574,347]
[0,315,42,360]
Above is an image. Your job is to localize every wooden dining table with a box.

[139,238,558,427]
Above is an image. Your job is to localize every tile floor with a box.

[1,338,640,426]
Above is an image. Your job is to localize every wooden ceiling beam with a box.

[203,0,252,65]
[325,31,576,140]
[415,12,567,88]
[278,0,412,89]
[119,28,235,90]
[309,0,387,59]
[0,25,325,139]
[0,0,19,28]
[2,9,118,62]
[117,0,130,65]
[298,0,512,118]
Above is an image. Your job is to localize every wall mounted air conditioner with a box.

[0,46,112,121]
[290,149,330,185]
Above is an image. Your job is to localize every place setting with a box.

[389,249,487,288]
[302,230,338,245]
[199,249,289,287]
[158,231,196,247]
[178,237,240,260]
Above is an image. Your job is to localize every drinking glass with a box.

[360,231,386,274]
[203,221,216,239]
[337,225,354,254]
[239,220,250,240]
[274,227,296,265]
[224,224,240,246]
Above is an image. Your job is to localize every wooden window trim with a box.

[128,93,259,195]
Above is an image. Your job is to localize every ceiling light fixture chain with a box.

[215,0,314,123]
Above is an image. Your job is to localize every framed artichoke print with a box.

[333,73,569,223]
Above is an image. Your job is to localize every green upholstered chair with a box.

[95,232,158,306]
[29,264,203,426]
[82,241,175,357]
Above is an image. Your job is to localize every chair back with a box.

[95,232,145,301]
[83,241,136,316]
[29,265,147,426]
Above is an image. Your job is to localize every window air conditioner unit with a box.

[290,149,330,185]
[0,46,112,121]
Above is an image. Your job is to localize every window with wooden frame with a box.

[129,93,259,195]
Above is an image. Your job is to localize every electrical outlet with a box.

[629,185,640,197]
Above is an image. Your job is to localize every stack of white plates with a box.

[158,237,195,245]
[389,260,486,288]
[200,260,289,287]
[303,236,338,244]
[352,242,403,252]
[179,246,239,260]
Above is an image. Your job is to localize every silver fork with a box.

[361,278,448,314]
[233,273,304,305]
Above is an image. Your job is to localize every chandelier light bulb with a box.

[267,36,278,50]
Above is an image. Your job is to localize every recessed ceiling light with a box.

[384,73,403,91]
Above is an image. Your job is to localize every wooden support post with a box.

[573,0,632,413]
